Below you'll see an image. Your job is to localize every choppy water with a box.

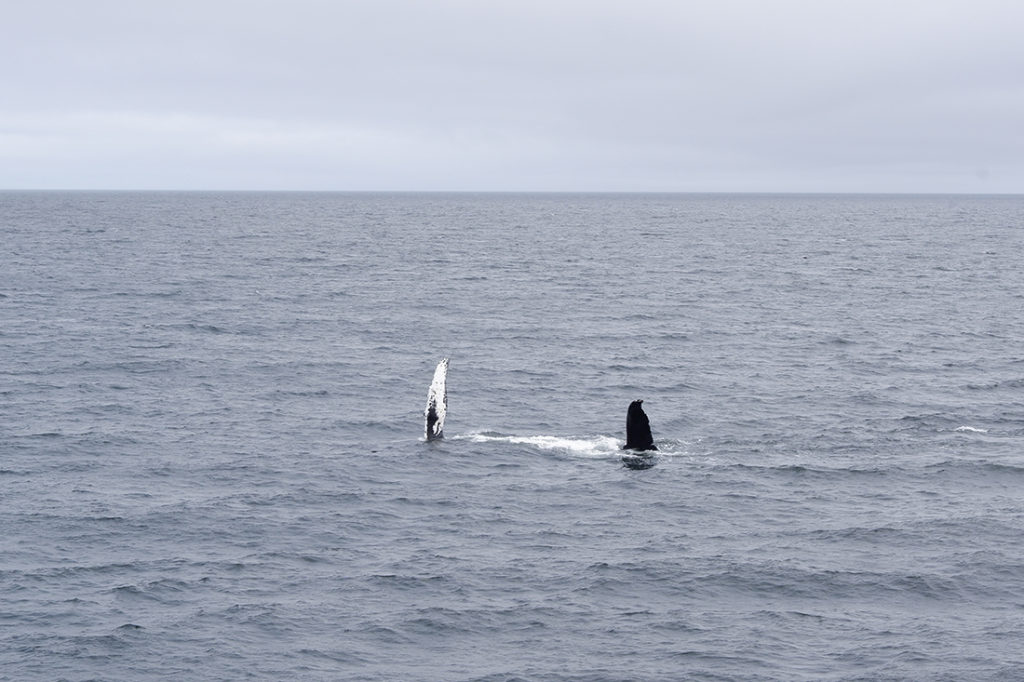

[2,191,1024,680]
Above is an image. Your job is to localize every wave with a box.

[723,462,892,478]
[925,459,1024,476]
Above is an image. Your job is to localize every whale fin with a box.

[624,399,657,451]
[425,358,449,440]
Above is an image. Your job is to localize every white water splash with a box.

[955,425,988,433]
[459,432,623,457]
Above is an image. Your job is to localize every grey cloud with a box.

[2,0,1022,191]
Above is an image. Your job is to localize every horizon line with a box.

[2,188,1021,197]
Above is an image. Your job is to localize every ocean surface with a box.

[2,191,1024,681]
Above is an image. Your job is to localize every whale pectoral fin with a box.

[424,358,449,440]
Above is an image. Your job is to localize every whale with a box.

[424,358,449,440]
[623,399,657,451]
[422,361,657,462]
[621,399,658,469]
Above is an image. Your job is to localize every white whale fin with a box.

[425,358,449,440]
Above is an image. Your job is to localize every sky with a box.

[2,0,1023,193]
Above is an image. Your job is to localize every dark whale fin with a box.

[624,399,657,451]
[425,358,449,440]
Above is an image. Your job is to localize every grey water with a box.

[2,191,1024,681]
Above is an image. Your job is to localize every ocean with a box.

[2,191,1023,680]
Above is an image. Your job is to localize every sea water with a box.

[2,191,1023,680]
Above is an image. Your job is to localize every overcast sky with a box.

[3,0,1022,192]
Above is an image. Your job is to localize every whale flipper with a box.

[624,399,657,451]
[425,358,449,440]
